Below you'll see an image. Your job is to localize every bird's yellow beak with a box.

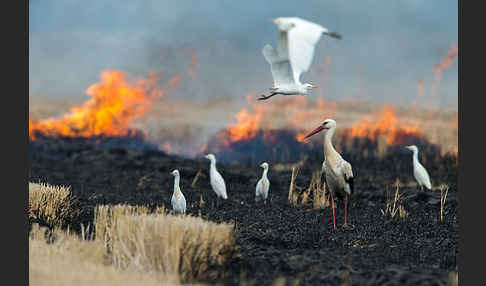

[311,85,318,89]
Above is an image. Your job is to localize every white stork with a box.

[304,119,354,230]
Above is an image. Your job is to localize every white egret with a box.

[204,154,228,207]
[170,170,186,214]
[259,17,341,101]
[255,162,270,204]
[405,145,432,191]
[304,119,354,230]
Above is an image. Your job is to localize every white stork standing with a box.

[304,119,354,230]
[170,170,186,214]
[255,162,270,204]
[405,145,432,191]
[259,17,341,101]
[204,154,228,207]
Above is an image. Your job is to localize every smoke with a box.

[30,0,458,108]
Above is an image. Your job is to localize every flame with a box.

[219,95,267,148]
[344,106,423,145]
[29,70,164,140]
[215,94,336,150]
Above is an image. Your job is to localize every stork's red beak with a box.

[304,126,324,139]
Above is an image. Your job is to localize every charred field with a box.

[28,135,457,286]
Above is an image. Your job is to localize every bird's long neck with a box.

[412,150,419,164]
[323,128,337,158]
[173,176,180,192]
[262,168,268,179]
[210,160,217,171]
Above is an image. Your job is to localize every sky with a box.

[29,0,458,107]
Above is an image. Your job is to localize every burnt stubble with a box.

[29,136,457,285]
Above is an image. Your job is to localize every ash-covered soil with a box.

[29,137,458,286]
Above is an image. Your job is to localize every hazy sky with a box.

[29,0,458,107]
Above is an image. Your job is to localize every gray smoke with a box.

[29,0,458,107]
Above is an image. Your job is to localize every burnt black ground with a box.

[28,137,458,286]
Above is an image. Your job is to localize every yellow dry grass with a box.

[28,182,80,230]
[29,223,183,286]
[94,204,238,283]
[30,202,238,285]
[288,168,329,209]
[380,180,408,219]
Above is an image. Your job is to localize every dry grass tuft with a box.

[93,204,167,244]
[288,165,301,205]
[439,184,450,222]
[310,171,329,209]
[94,204,238,283]
[447,270,458,286]
[29,223,182,286]
[29,182,81,230]
[380,181,408,219]
[288,168,329,209]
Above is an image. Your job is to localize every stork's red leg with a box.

[330,192,336,230]
[343,194,349,228]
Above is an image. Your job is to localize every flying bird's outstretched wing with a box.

[262,29,296,87]
[286,18,327,84]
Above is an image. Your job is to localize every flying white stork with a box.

[170,170,187,214]
[304,119,354,230]
[255,162,270,204]
[259,17,341,101]
[405,145,432,191]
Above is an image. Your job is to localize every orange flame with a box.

[219,95,267,148]
[217,94,336,149]
[345,106,423,145]
[29,70,164,140]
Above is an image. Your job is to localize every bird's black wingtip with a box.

[328,32,342,40]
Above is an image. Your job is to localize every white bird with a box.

[405,145,432,191]
[255,162,270,204]
[170,170,186,214]
[304,119,354,230]
[259,17,341,101]
[204,154,228,207]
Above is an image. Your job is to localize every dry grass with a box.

[288,168,329,209]
[29,182,81,230]
[309,171,329,209]
[94,204,238,283]
[93,204,167,244]
[288,165,301,206]
[30,202,238,285]
[29,223,183,286]
[439,184,450,222]
[447,271,458,286]
[380,181,408,219]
